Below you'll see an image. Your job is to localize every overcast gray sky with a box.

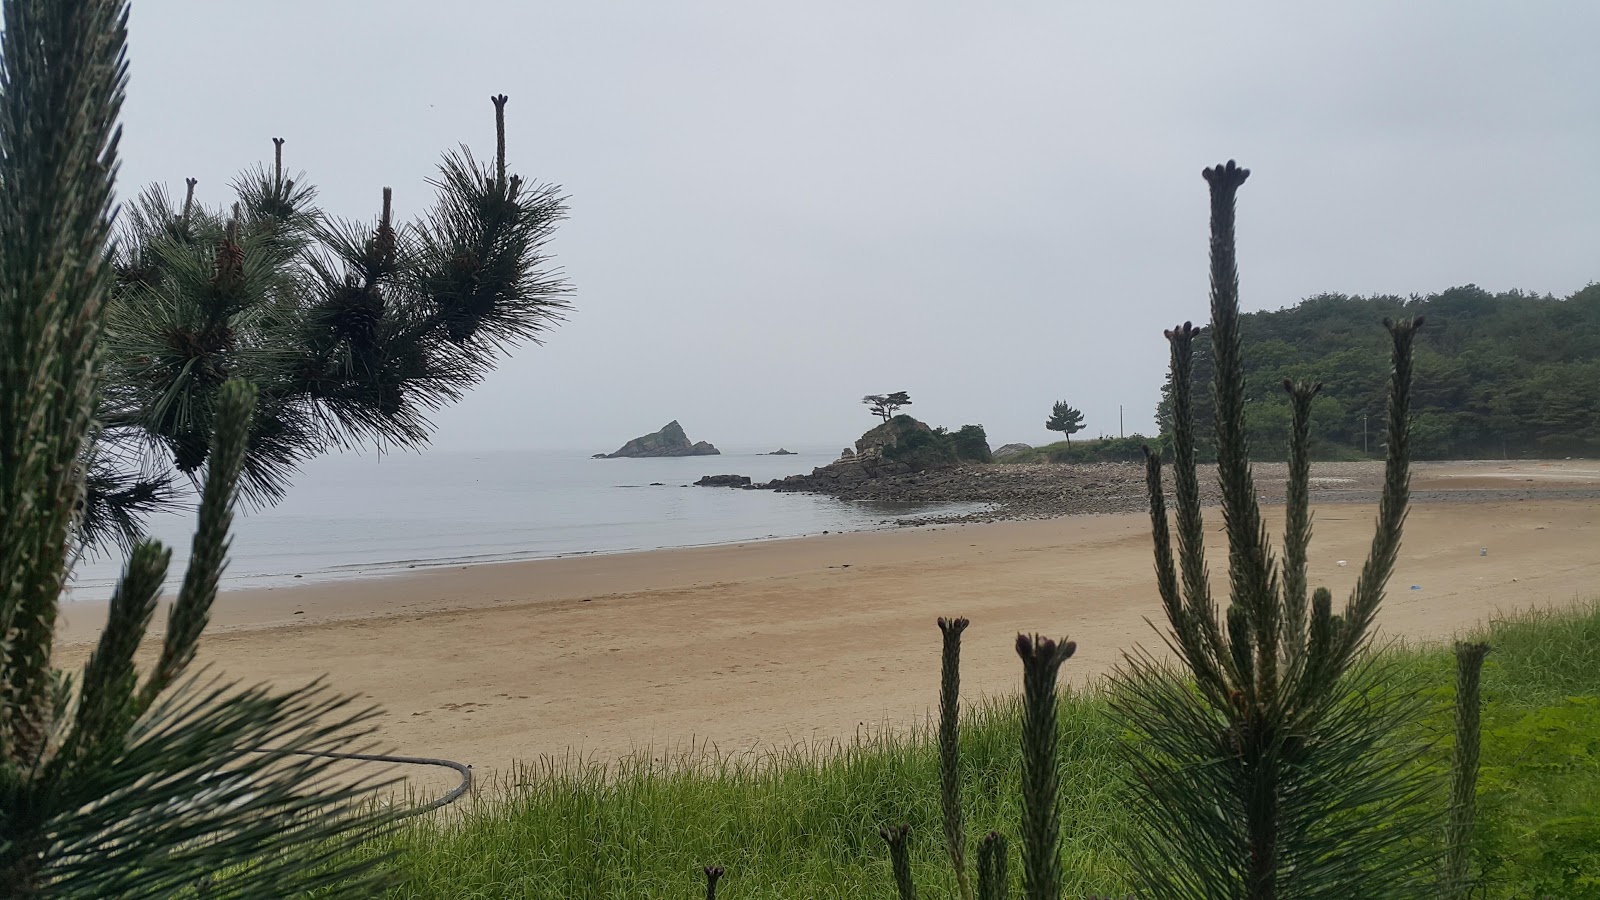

[120,2,1599,453]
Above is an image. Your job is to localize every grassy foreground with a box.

[322,602,1600,899]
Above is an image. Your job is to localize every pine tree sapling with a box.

[1,1,394,894]
[881,823,917,900]
[938,616,975,900]
[978,831,1010,900]
[1015,633,1076,900]
[1044,402,1085,445]
[1112,160,1435,899]
[1444,642,1491,899]
[703,864,725,900]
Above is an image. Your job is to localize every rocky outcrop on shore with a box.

[758,416,959,494]
[705,452,1600,527]
[762,461,1150,521]
[694,474,752,488]
[602,421,720,458]
[756,459,1600,526]
[854,416,928,455]
[993,442,1033,460]
[760,449,918,493]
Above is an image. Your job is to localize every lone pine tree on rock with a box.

[863,391,912,422]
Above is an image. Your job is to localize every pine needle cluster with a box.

[89,91,570,549]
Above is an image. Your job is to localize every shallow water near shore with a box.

[67,445,979,600]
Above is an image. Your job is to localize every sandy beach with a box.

[55,461,1600,785]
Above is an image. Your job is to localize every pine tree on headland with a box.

[1110,160,1438,898]
[88,91,571,550]
[0,1,400,893]
[863,391,912,422]
[1044,401,1085,445]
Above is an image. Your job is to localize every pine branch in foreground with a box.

[1110,160,1440,899]
[938,615,974,900]
[88,89,572,550]
[881,823,917,899]
[703,864,724,900]
[0,2,397,895]
[1016,633,1076,900]
[1444,642,1490,899]
[977,831,1009,900]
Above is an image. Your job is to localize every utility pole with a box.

[1362,414,1368,456]
[1119,404,1124,438]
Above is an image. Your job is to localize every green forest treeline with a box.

[1156,283,1600,460]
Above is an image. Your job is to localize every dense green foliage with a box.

[950,425,993,463]
[878,418,991,467]
[1157,284,1600,460]
[323,602,1600,899]
[995,436,1155,464]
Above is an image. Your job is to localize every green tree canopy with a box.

[1156,284,1600,460]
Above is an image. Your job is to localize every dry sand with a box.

[54,461,1600,789]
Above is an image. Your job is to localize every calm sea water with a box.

[68,445,977,600]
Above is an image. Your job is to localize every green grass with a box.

[319,602,1600,899]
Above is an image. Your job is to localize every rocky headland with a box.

[756,458,1600,526]
[701,413,1600,526]
[599,421,719,458]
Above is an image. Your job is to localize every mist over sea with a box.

[68,445,974,600]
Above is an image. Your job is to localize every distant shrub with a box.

[882,423,957,468]
[951,425,992,462]
[991,435,1158,464]
[1046,436,1148,463]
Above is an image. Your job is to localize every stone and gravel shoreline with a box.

[755,460,1600,526]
